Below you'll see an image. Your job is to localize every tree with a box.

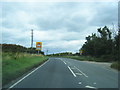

[81,26,115,60]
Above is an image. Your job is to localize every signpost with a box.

[79,50,83,55]
[36,42,42,54]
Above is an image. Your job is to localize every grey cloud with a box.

[89,2,118,27]
[1,2,118,54]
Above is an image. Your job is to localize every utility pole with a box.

[46,49,48,55]
[31,29,33,48]
[112,23,116,38]
[112,23,115,55]
[31,29,33,54]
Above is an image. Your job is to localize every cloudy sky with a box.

[1,0,118,54]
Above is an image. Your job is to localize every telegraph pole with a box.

[46,49,48,55]
[112,23,116,38]
[31,29,33,48]
[31,29,33,54]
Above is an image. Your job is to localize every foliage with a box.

[2,52,48,86]
[81,26,119,61]
[1,44,44,55]
[48,52,72,56]
[111,61,120,71]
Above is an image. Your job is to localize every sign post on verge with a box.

[79,50,83,55]
[36,42,42,54]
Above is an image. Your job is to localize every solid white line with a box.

[85,85,96,89]
[74,66,88,77]
[78,82,82,84]
[75,73,82,76]
[9,60,49,88]
[59,59,66,65]
[63,61,66,64]
[67,66,76,77]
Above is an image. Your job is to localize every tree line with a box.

[1,44,44,55]
[80,26,119,61]
[48,52,73,56]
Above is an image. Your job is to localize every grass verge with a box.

[111,61,120,71]
[2,52,48,86]
[56,55,120,71]
[60,56,102,62]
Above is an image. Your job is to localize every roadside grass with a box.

[61,56,102,62]
[111,61,120,71]
[2,52,48,86]
[56,55,120,71]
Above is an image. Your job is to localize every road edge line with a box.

[9,59,49,89]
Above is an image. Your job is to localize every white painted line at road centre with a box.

[9,60,50,89]
[85,85,97,89]
[63,61,66,64]
[59,59,67,65]
[67,66,77,77]
[74,66,88,78]
[59,59,76,77]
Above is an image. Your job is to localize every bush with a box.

[2,52,48,85]
[100,55,115,62]
[111,61,120,71]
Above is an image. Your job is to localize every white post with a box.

[38,50,39,55]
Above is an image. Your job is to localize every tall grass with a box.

[2,52,48,86]
[61,56,102,62]
[111,61,120,71]
[61,55,120,70]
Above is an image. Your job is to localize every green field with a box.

[2,52,48,86]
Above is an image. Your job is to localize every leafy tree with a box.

[81,26,117,61]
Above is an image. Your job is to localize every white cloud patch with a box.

[1,2,118,54]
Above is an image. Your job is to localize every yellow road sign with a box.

[79,50,83,55]
[36,42,42,50]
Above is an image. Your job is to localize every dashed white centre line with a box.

[85,85,97,89]
[74,66,88,78]
[60,59,66,65]
[75,73,82,76]
[63,61,66,64]
[78,82,82,84]
[67,66,76,77]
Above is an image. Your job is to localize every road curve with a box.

[8,57,118,88]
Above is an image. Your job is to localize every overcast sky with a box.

[1,1,118,54]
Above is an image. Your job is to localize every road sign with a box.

[79,50,83,55]
[36,42,42,50]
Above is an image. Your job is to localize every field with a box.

[2,52,48,86]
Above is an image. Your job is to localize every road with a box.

[9,57,118,89]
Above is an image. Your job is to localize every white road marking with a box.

[78,82,82,84]
[71,68,75,69]
[63,61,66,64]
[93,82,97,84]
[75,73,82,76]
[60,59,66,65]
[85,85,96,89]
[74,66,88,78]
[9,60,50,88]
[66,61,71,64]
[67,66,76,77]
